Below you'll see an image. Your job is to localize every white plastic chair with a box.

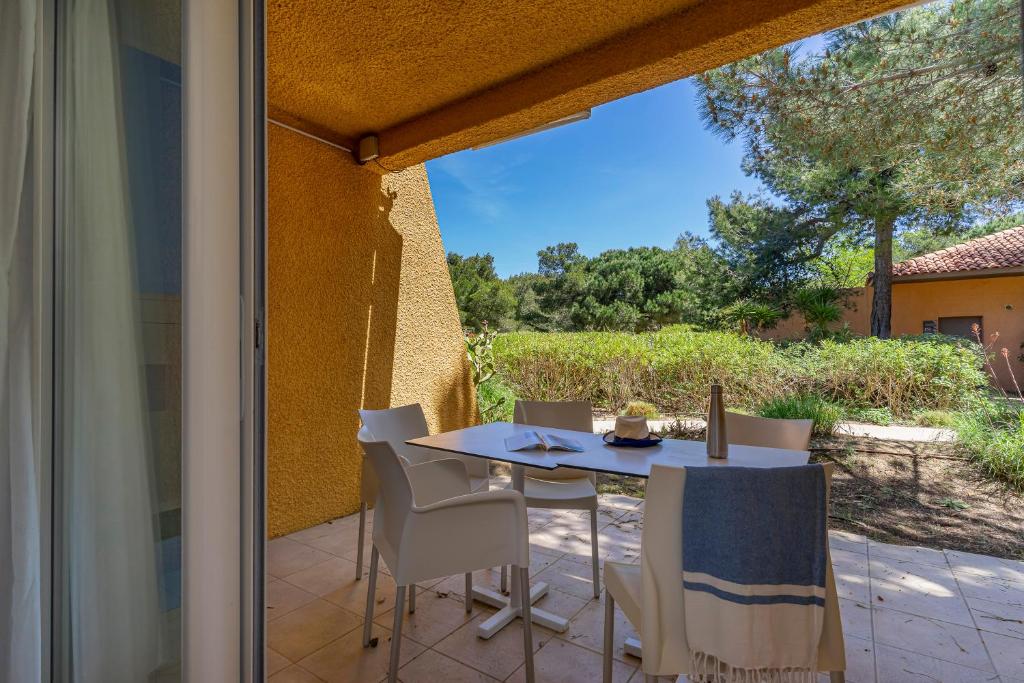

[507,400,600,598]
[602,463,846,682]
[725,411,814,451]
[358,434,535,683]
[356,404,489,581]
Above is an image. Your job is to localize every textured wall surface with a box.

[267,0,909,167]
[892,276,1024,391]
[267,124,475,537]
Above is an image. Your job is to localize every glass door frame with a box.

[180,0,266,680]
[42,0,266,679]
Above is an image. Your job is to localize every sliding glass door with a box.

[2,1,264,679]
[53,0,183,680]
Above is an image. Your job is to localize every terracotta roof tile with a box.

[892,225,1024,277]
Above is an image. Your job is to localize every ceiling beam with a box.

[374,0,910,170]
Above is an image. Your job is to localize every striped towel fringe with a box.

[688,650,818,683]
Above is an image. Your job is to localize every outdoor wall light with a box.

[358,135,380,163]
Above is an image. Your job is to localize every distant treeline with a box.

[447,211,1022,334]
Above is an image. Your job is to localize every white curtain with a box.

[0,0,43,681]
[62,0,161,679]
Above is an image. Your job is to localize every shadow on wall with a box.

[267,124,475,536]
[267,127,402,536]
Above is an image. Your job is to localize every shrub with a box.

[493,327,797,414]
[955,401,1024,490]
[493,327,986,418]
[477,378,516,423]
[757,394,843,435]
[624,400,660,419]
[794,337,986,415]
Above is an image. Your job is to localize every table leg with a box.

[472,464,570,638]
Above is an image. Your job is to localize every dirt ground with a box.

[593,429,1024,561]
[810,434,1024,560]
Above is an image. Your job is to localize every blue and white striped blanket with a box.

[682,465,827,682]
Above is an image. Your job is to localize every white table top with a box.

[408,421,809,479]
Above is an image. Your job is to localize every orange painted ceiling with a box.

[267,0,911,170]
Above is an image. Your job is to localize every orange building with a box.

[889,226,1024,392]
[764,227,1024,392]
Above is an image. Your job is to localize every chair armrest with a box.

[405,458,471,506]
[396,490,529,584]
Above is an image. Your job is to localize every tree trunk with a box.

[870,215,895,339]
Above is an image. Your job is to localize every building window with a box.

[938,316,983,341]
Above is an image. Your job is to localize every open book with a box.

[504,430,585,453]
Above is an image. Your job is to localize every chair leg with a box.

[363,545,380,647]
[500,564,508,593]
[464,573,473,613]
[829,672,846,683]
[355,502,367,580]
[408,583,416,614]
[518,566,535,683]
[388,585,406,683]
[590,508,601,598]
[602,593,615,683]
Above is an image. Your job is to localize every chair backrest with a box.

[356,433,414,560]
[359,403,488,481]
[639,463,844,677]
[725,411,813,451]
[513,400,596,482]
[359,404,431,462]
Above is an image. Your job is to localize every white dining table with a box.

[408,420,810,641]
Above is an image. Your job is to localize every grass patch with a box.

[912,409,958,428]
[954,401,1024,490]
[757,394,843,436]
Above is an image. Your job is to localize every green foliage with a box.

[465,324,498,385]
[477,379,516,424]
[955,400,1024,490]
[467,324,515,423]
[697,0,1024,336]
[708,192,830,297]
[792,286,844,340]
[809,240,874,288]
[447,253,516,331]
[624,401,660,419]
[912,410,958,428]
[721,299,783,335]
[492,328,985,417]
[567,247,690,332]
[757,394,843,436]
[448,235,738,334]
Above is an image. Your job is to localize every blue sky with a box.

[425,77,765,278]
[426,35,831,278]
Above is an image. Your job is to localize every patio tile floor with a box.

[266,492,1024,682]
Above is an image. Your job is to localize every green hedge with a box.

[492,326,986,417]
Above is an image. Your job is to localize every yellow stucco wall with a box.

[267,0,908,168]
[267,124,476,537]
[891,276,1024,391]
